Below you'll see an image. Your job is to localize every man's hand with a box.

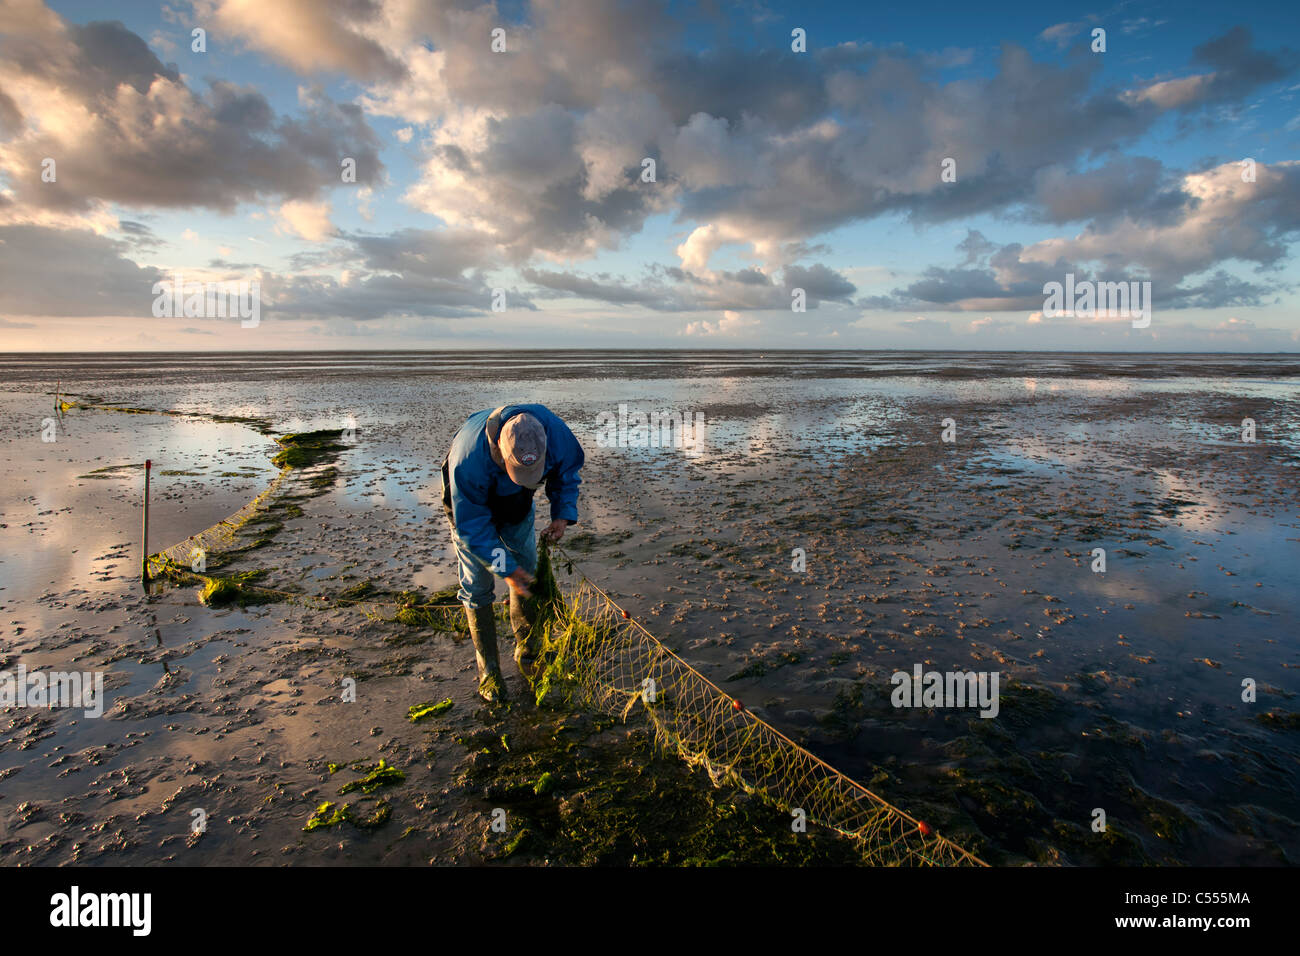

[506,567,534,598]
[541,519,569,543]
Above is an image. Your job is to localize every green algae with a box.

[534,539,565,625]
[272,429,350,469]
[77,463,142,479]
[304,801,349,832]
[59,393,276,435]
[303,798,391,832]
[459,708,865,866]
[337,759,405,795]
[308,466,339,491]
[350,799,392,829]
[500,828,532,857]
[197,569,274,607]
[408,698,454,722]
[338,580,378,602]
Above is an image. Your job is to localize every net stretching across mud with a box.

[533,545,987,867]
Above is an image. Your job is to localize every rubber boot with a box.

[465,604,506,703]
[510,590,540,680]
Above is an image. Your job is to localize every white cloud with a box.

[275,199,336,241]
[682,309,758,336]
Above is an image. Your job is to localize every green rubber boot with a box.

[465,604,506,703]
[510,590,540,680]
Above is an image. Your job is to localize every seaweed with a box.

[408,699,455,722]
[337,759,405,795]
[272,429,350,469]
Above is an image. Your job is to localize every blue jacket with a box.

[444,404,584,576]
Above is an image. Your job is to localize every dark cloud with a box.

[266,272,534,320]
[1189,26,1298,106]
[521,261,856,312]
[207,259,259,271]
[0,84,22,134]
[68,20,180,93]
[1029,157,1186,225]
[117,220,167,251]
[651,49,828,129]
[264,227,528,320]
[348,227,499,279]
[522,268,670,307]
[0,225,162,317]
[783,263,856,301]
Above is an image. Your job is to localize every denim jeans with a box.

[452,503,538,609]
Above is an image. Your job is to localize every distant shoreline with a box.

[2,349,1299,356]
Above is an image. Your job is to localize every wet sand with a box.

[1,351,1297,865]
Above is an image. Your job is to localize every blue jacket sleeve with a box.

[449,457,518,578]
[544,416,585,525]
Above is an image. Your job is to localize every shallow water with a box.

[1,351,1297,865]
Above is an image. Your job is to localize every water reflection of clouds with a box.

[1,396,276,626]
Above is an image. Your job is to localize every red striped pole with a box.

[141,459,152,584]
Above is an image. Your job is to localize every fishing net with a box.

[533,544,987,867]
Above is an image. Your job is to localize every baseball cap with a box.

[499,412,547,488]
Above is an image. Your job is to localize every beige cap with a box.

[499,412,547,488]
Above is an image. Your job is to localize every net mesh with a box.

[535,558,987,867]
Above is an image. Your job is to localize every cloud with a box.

[868,161,1300,312]
[3,2,1298,346]
[682,310,758,336]
[0,10,385,217]
[191,0,408,82]
[521,260,856,313]
[1038,22,1087,49]
[898,316,952,335]
[970,316,1017,334]
[341,6,1297,274]
[1125,27,1298,111]
[0,224,162,317]
[522,267,670,307]
[259,227,529,320]
[275,199,337,241]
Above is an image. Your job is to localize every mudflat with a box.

[1,351,1296,865]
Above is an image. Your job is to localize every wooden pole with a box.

[141,459,152,584]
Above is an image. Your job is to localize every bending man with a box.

[441,404,585,702]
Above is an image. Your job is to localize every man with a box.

[441,404,585,703]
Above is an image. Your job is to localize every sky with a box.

[0,0,1298,352]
